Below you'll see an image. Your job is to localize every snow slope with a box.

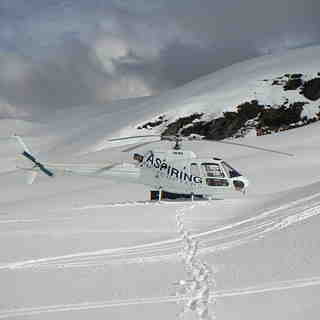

[1,45,320,319]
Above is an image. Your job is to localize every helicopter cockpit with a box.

[107,133,292,200]
[201,162,229,187]
[197,159,244,190]
[221,161,242,178]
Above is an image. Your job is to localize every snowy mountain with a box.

[1,45,320,320]
[135,48,320,141]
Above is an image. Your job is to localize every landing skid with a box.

[150,190,204,201]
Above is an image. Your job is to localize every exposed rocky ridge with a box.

[162,113,203,136]
[136,73,320,140]
[301,78,320,100]
[137,115,168,130]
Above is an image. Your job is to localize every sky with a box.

[0,0,319,112]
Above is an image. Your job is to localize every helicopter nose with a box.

[241,177,250,188]
[233,176,250,191]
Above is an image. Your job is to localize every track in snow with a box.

[0,200,180,225]
[1,276,320,318]
[1,192,320,270]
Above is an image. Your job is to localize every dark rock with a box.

[205,116,244,140]
[180,121,208,137]
[223,111,238,121]
[181,99,305,140]
[237,100,263,119]
[259,102,305,129]
[181,100,263,140]
[283,98,289,106]
[162,113,203,136]
[284,78,303,91]
[137,115,168,130]
[291,73,303,78]
[301,78,320,101]
[181,101,306,140]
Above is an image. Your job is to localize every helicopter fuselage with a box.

[38,148,249,199]
[13,134,292,200]
[135,149,249,199]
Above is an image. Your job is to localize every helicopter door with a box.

[202,163,229,187]
[189,163,202,194]
[190,163,201,177]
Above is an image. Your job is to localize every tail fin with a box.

[13,135,54,179]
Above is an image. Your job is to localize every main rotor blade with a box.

[107,134,161,152]
[213,140,294,156]
[122,140,159,152]
[108,134,160,142]
[107,133,293,156]
[161,135,182,141]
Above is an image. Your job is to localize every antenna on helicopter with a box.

[173,135,182,150]
[162,134,183,150]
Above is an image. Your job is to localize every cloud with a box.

[0,0,319,112]
[0,38,156,110]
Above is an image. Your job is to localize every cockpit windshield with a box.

[222,161,241,178]
[202,163,225,178]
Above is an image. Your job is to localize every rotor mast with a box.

[173,135,183,150]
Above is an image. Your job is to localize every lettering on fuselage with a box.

[144,153,202,184]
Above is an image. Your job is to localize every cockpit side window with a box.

[222,161,241,178]
[202,163,225,178]
[133,153,144,163]
[206,178,229,187]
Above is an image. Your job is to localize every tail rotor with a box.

[13,135,54,180]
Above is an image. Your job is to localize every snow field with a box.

[2,46,320,319]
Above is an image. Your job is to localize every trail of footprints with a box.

[175,204,217,320]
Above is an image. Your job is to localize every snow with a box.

[1,45,320,319]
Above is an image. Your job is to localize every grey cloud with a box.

[156,40,259,87]
[0,0,319,111]
[0,39,103,108]
[0,38,155,110]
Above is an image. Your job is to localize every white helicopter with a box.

[13,134,293,201]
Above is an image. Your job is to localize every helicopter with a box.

[12,134,293,201]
